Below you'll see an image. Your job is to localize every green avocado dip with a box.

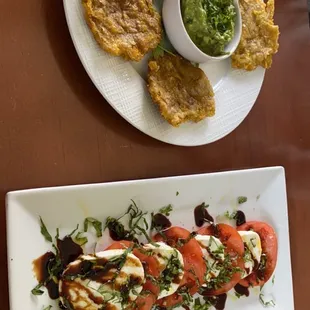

[181,0,236,56]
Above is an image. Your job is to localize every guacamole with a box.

[182,0,236,56]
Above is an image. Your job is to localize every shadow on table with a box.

[42,0,165,148]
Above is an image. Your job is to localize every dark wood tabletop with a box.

[0,0,309,309]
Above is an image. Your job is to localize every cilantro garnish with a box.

[152,39,176,59]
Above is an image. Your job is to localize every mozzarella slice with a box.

[143,242,184,299]
[195,235,225,283]
[59,249,144,310]
[238,231,262,278]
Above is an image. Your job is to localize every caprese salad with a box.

[32,201,278,310]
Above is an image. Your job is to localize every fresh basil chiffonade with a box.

[181,0,236,56]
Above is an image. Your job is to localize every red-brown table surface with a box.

[0,0,309,309]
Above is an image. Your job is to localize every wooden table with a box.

[0,0,309,308]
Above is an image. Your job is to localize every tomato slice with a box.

[153,226,206,308]
[237,221,278,287]
[105,241,160,310]
[197,224,245,296]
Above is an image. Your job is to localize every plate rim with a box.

[6,166,283,196]
[6,166,294,309]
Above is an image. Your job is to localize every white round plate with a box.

[63,0,265,146]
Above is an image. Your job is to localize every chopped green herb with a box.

[201,202,209,209]
[257,254,267,280]
[256,194,261,201]
[105,201,151,243]
[105,217,129,239]
[243,246,253,263]
[43,306,52,310]
[66,247,133,283]
[203,252,242,290]
[259,293,275,307]
[87,248,138,307]
[224,210,237,220]
[176,191,179,196]
[31,283,44,296]
[272,275,275,285]
[235,291,242,299]
[75,231,88,246]
[126,201,151,242]
[39,217,52,242]
[178,286,193,307]
[68,224,79,237]
[207,236,225,260]
[238,196,248,204]
[193,297,212,309]
[176,232,197,248]
[152,44,176,59]
[158,250,183,292]
[47,252,62,283]
[84,217,102,237]
[55,228,60,240]
[159,204,173,216]
[110,246,133,278]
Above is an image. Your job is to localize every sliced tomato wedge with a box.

[153,226,206,308]
[197,224,245,296]
[237,221,278,287]
[105,240,160,310]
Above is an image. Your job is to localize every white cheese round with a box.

[59,249,144,310]
[143,242,184,299]
[195,234,225,284]
[238,231,262,278]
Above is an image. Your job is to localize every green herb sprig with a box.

[194,297,212,310]
[152,45,176,59]
[259,293,275,307]
[31,283,44,295]
[84,217,102,237]
[39,217,52,242]
[159,204,173,216]
[75,231,88,246]
[105,201,151,242]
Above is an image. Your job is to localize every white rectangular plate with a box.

[6,167,294,310]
